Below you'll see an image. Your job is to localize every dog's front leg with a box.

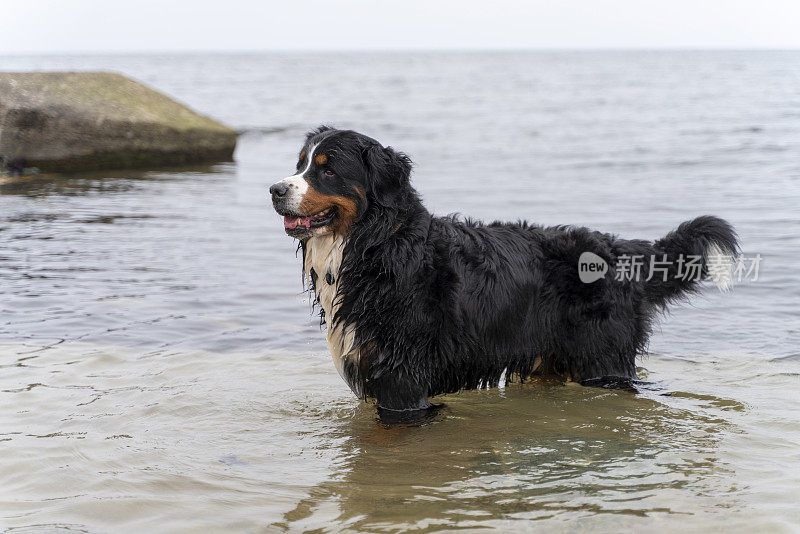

[368,372,436,424]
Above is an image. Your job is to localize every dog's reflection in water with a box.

[276,380,733,532]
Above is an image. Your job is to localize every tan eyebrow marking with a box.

[315,154,328,165]
[298,151,306,164]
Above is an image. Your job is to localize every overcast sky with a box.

[1,0,799,54]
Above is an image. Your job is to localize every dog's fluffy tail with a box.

[646,215,739,306]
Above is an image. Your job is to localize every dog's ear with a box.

[363,144,413,208]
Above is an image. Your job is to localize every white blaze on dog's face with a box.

[269,132,366,241]
[270,143,315,215]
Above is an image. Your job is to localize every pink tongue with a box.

[283,215,313,229]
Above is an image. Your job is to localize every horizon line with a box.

[2,46,800,57]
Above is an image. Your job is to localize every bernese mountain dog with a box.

[270,126,738,422]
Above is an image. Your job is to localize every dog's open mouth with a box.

[283,207,336,236]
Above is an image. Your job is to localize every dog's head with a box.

[270,126,412,240]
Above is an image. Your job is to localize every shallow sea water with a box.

[1,51,799,532]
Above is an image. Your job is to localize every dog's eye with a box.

[323,169,335,177]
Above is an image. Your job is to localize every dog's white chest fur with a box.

[303,234,358,385]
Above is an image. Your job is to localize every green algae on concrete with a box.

[0,72,237,172]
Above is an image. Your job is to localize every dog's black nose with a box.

[270,183,288,198]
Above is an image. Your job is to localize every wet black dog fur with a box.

[271,127,739,422]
